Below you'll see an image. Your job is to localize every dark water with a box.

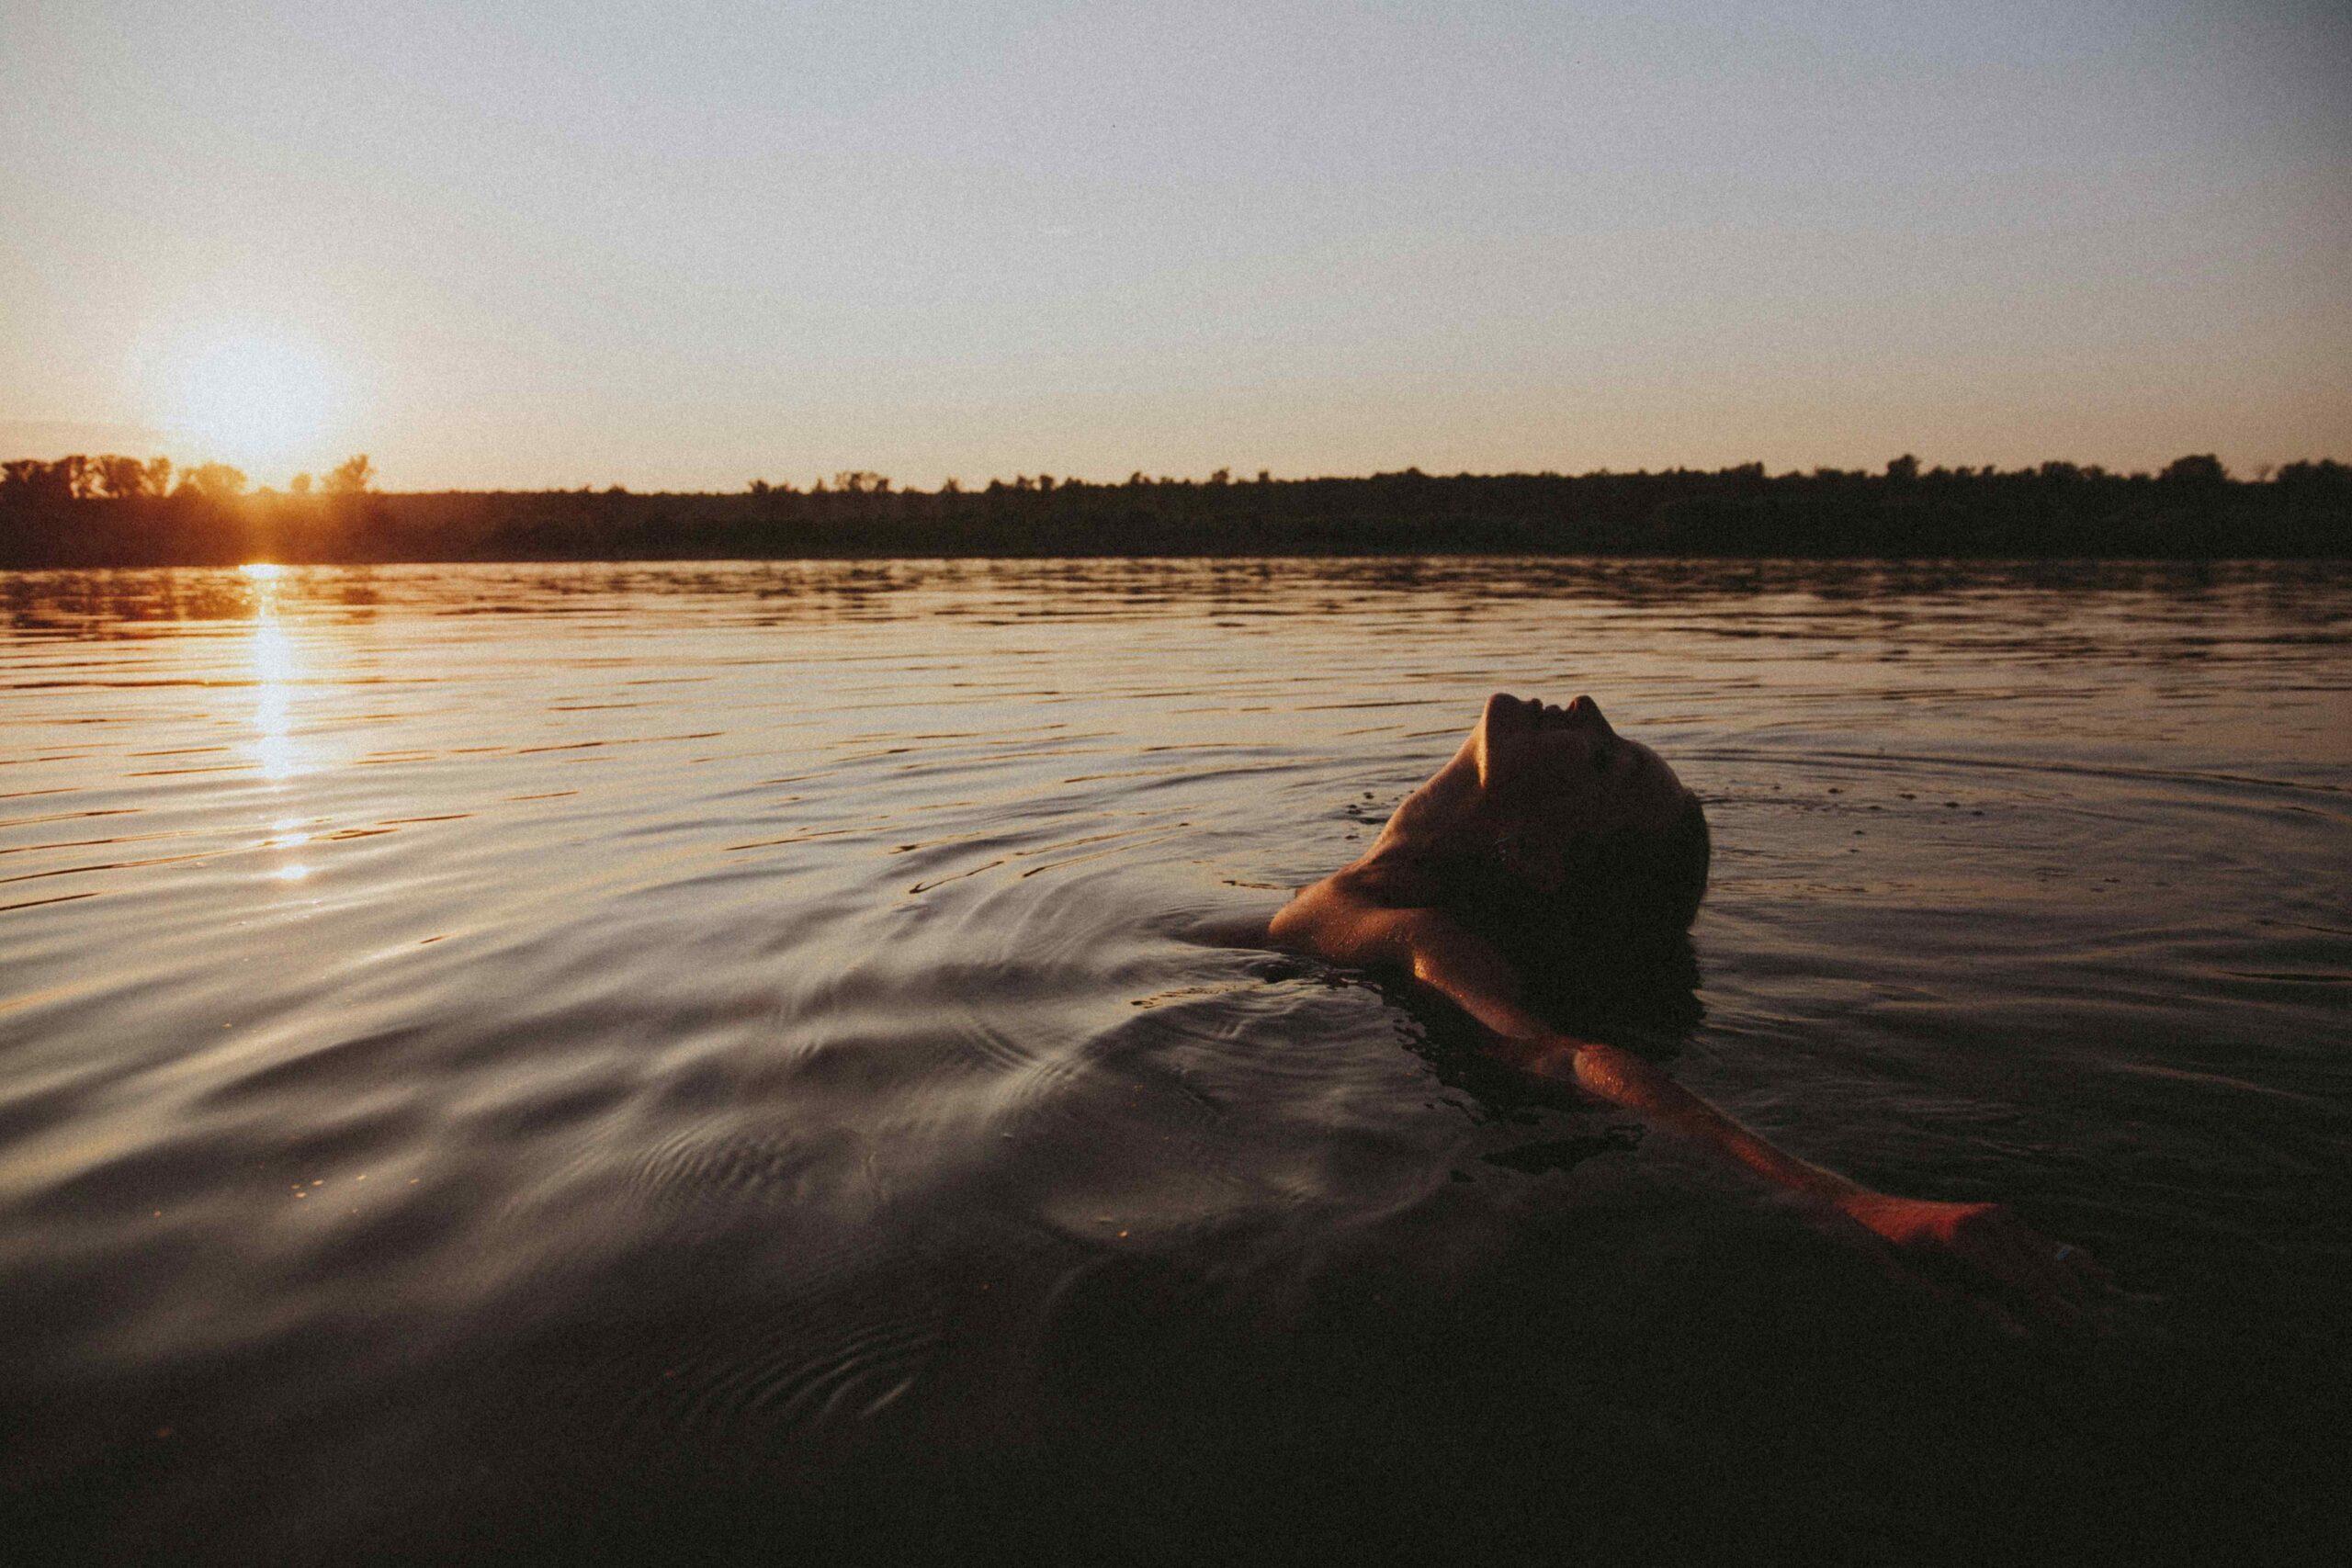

[3,558,2346,1562]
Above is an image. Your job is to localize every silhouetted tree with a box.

[20,455,101,500]
[181,462,248,499]
[289,472,314,495]
[1886,454,1919,483]
[2277,459,2350,494]
[2160,454,2227,486]
[324,454,375,495]
[31,457,74,500]
[94,454,152,498]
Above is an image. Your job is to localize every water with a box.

[3,558,2346,1562]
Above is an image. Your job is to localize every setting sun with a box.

[162,331,340,482]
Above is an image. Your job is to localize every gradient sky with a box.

[5,1,2346,490]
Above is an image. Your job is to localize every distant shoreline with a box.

[4,460,2346,567]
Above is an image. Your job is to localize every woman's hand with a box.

[1839,1193,2112,1328]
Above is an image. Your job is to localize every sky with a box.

[3,1,2346,491]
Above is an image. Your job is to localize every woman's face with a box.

[1471,692,1691,841]
[1368,692,1697,886]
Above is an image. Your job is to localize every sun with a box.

[163,330,341,483]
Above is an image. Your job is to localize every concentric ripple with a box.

[0,558,2346,1561]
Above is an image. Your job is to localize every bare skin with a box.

[1255,692,2111,1326]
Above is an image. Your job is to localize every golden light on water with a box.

[245,565,303,785]
[245,569,314,885]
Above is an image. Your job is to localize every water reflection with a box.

[6,557,2347,640]
[242,563,304,787]
[0,558,2344,1562]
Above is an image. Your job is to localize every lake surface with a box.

[3,558,2346,1562]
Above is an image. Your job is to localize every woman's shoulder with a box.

[1268,866,1451,967]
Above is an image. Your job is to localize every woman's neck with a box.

[1340,828,1455,908]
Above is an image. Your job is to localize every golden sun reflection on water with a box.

[243,565,312,882]
[250,639,299,781]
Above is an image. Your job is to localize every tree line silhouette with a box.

[0,453,376,506]
[1,453,2343,567]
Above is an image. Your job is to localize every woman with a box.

[1264,692,2109,1323]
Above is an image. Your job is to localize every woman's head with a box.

[1468,692,1693,844]
[1369,692,1710,963]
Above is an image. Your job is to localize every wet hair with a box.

[1440,791,1713,975]
[1633,791,1713,936]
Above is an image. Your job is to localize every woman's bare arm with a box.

[1268,880,2109,1320]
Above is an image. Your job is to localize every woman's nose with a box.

[1565,694,1615,737]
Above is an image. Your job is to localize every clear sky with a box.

[4,1,2346,490]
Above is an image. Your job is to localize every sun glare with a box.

[164,331,340,483]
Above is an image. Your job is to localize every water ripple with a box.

[0,558,2346,1559]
